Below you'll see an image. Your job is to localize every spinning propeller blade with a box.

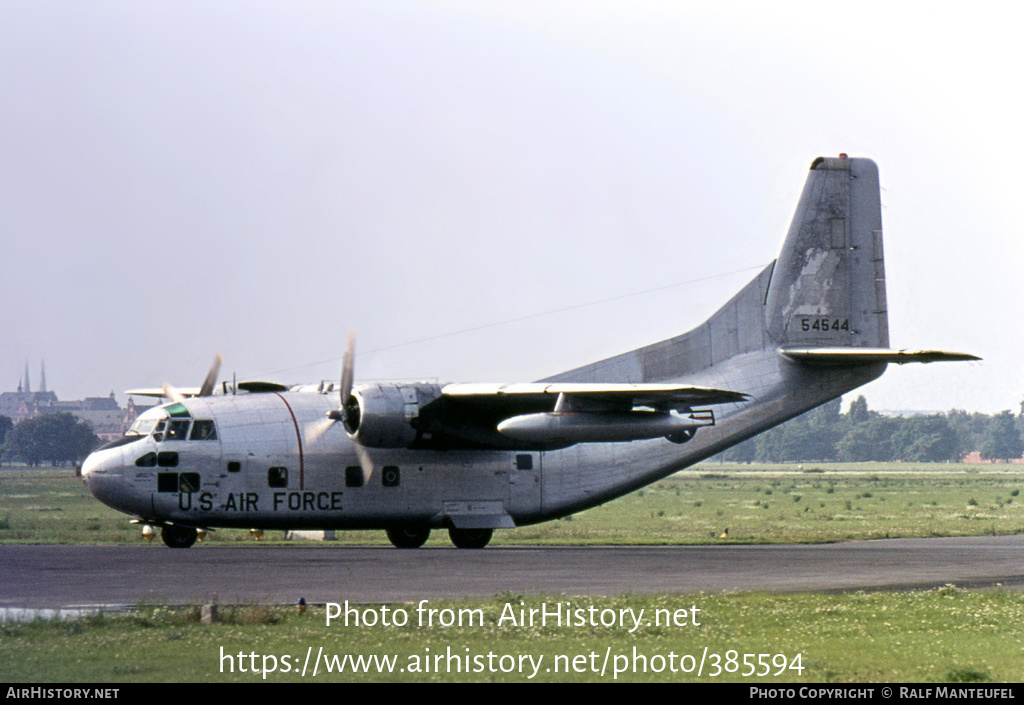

[311,328,375,482]
[198,353,223,397]
[156,353,223,402]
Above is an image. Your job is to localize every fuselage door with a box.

[508,452,542,517]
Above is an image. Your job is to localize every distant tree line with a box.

[0,413,100,466]
[717,397,1024,464]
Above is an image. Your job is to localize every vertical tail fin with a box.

[765,156,888,349]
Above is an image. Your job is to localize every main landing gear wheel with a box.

[161,525,198,549]
[386,526,430,549]
[448,527,493,549]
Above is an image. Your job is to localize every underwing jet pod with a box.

[81,156,977,549]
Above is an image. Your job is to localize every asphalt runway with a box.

[3,536,1024,610]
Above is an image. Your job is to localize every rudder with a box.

[764,156,888,350]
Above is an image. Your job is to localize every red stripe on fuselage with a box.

[274,392,304,490]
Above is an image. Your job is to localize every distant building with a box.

[0,392,59,425]
[0,362,157,442]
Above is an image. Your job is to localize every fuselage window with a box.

[157,451,179,467]
[157,472,200,493]
[190,420,217,441]
[268,467,288,488]
[227,461,241,473]
[158,473,178,492]
[516,454,534,470]
[345,466,364,488]
[381,466,400,487]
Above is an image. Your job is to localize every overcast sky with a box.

[1,1,1020,414]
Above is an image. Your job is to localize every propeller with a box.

[338,329,373,482]
[310,328,374,483]
[145,353,223,402]
[198,353,223,397]
[161,382,186,404]
[339,327,355,418]
[352,440,374,485]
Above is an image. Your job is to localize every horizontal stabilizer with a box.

[780,347,980,366]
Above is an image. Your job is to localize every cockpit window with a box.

[190,420,217,441]
[164,419,191,442]
[165,403,191,418]
[127,417,160,437]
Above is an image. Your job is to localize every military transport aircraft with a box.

[81,156,977,549]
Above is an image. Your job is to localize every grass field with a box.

[3,590,1023,683]
[4,462,1024,683]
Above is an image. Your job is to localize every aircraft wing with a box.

[441,382,748,410]
[126,387,202,399]
[422,382,748,447]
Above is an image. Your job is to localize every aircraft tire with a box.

[386,526,430,549]
[161,525,198,549]
[448,527,493,549]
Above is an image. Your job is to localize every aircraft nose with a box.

[81,447,134,512]
[80,450,104,479]
[81,447,118,482]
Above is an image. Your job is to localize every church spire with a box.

[23,362,30,394]
[40,360,46,393]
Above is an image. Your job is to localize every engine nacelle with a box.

[343,383,442,448]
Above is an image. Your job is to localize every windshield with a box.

[124,404,216,442]
[127,416,162,437]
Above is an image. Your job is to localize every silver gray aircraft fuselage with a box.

[81,156,976,548]
[81,357,879,530]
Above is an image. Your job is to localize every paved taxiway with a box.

[2,536,1023,609]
